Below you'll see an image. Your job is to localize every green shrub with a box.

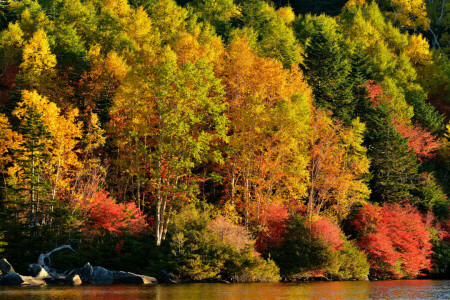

[271,215,369,280]
[330,239,370,280]
[169,202,280,282]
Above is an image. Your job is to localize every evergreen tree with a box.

[365,100,420,202]
[303,30,354,123]
[405,88,445,135]
[349,44,371,86]
[12,105,52,238]
[348,44,373,121]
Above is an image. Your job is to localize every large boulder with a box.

[0,272,23,285]
[157,269,178,284]
[0,272,46,286]
[0,259,14,276]
[69,263,158,285]
[75,263,115,284]
[28,264,51,279]
[113,271,157,285]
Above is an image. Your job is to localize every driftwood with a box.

[37,245,76,274]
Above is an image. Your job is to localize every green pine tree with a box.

[303,30,354,123]
[13,105,52,238]
[365,100,420,202]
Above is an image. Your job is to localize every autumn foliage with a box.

[255,204,289,254]
[79,191,148,237]
[351,203,433,278]
[311,217,344,251]
[0,0,449,281]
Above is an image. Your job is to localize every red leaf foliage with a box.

[362,81,384,107]
[351,203,433,278]
[395,122,441,160]
[311,217,343,251]
[255,204,289,254]
[80,191,148,236]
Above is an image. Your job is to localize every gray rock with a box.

[75,263,114,284]
[0,272,24,285]
[28,264,51,279]
[113,271,157,285]
[358,275,369,281]
[71,263,157,285]
[0,259,14,276]
[76,262,93,283]
[157,269,178,284]
[91,266,115,284]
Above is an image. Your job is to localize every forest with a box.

[0,0,449,282]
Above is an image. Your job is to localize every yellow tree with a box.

[307,110,370,223]
[219,35,311,226]
[20,29,57,96]
[0,114,22,175]
[13,90,83,202]
[385,0,431,31]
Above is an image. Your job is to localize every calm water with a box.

[0,280,449,299]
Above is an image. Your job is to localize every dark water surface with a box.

[0,280,449,299]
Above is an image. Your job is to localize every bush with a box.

[350,203,433,279]
[271,215,369,280]
[168,202,280,282]
[271,215,334,278]
[331,239,370,280]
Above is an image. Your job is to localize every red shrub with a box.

[255,204,289,254]
[351,203,433,278]
[311,217,343,251]
[80,191,148,237]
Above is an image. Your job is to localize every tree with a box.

[364,91,420,202]
[351,203,433,278]
[20,29,57,97]
[307,110,370,222]
[380,0,431,31]
[218,35,311,227]
[405,87,445,135]
[0,114,21,172]
[78,191,148,237]
[303,29,354,123]
[9,91,53,238]
[395,121,441,160]
[110,46,227,245]
[232,0,301,68]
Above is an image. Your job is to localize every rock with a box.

[91,266,115,284]
[157,269,178,284]
[0,259,15,276]
[44,276,68,285]
[44,274,82,286]
[113,271,157,285]
[28,264,51,279]
[70,263,158,285]
[74,263,115,284]
[0,272,23,285]
[20,276,46,285]
[76,262,93,283]
[67,274,82,285]
[358,275,369,281]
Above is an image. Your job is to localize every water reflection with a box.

[0,280,448,299]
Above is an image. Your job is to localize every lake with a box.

[0,280,449,299]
